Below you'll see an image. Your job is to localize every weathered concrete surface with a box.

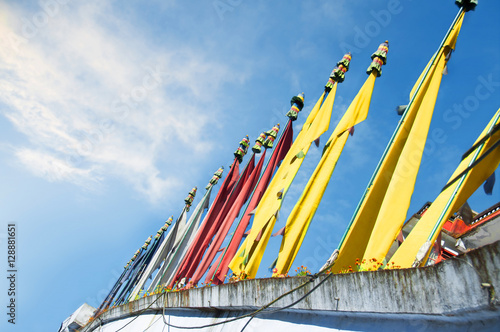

[83,309,500,332]
[82,241,500,332]
[463,215,500,250]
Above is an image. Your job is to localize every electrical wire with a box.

[112,293,164,332]
[143,315,163,332]
[441,138,500,192]
[91,244,337,332]
[159,272,334,330]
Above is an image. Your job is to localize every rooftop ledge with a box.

[82,240,500,331]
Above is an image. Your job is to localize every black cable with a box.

[239,316,254,332]
[112,292,164,332]
[159,272,334,330]
[91,253,337,331]
[441,138,500,192]
[461,123,500,161]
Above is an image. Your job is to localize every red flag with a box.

[396,230,405,245]
[190,153,265,285]
[211,121,294,285]
[171,155,255,288]
[433,232,442,255]
[205,253,223,284]
[184,155,254,281]
[272,226,285,237]
[168,157,241,288]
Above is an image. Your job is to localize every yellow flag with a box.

[389,107,500,268]
[229,86,337,278]
[273,73,377,275]
[359,12,464,268]
[331,12,464,273]
[358,56,445,267]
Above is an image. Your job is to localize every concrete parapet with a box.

[82,240,500,331]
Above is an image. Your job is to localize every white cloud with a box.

[0,1,243,204]
[15,148,101,188]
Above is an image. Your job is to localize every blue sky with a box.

[1,1,499,331]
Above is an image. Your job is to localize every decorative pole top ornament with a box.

[325,52,352,92]
[286,92,305,121]
[184,187,197,211]
[206,166,225,189]
[366,40,389,77]
[234,135,251,163]
[455,0,478,12]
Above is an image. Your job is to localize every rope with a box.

[143,315,162,332]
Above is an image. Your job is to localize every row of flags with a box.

[95,0,496,315]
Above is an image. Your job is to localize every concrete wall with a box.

[82,241,500,332]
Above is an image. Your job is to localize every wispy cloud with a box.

[0,1,243,204]
[15,148,101,188]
